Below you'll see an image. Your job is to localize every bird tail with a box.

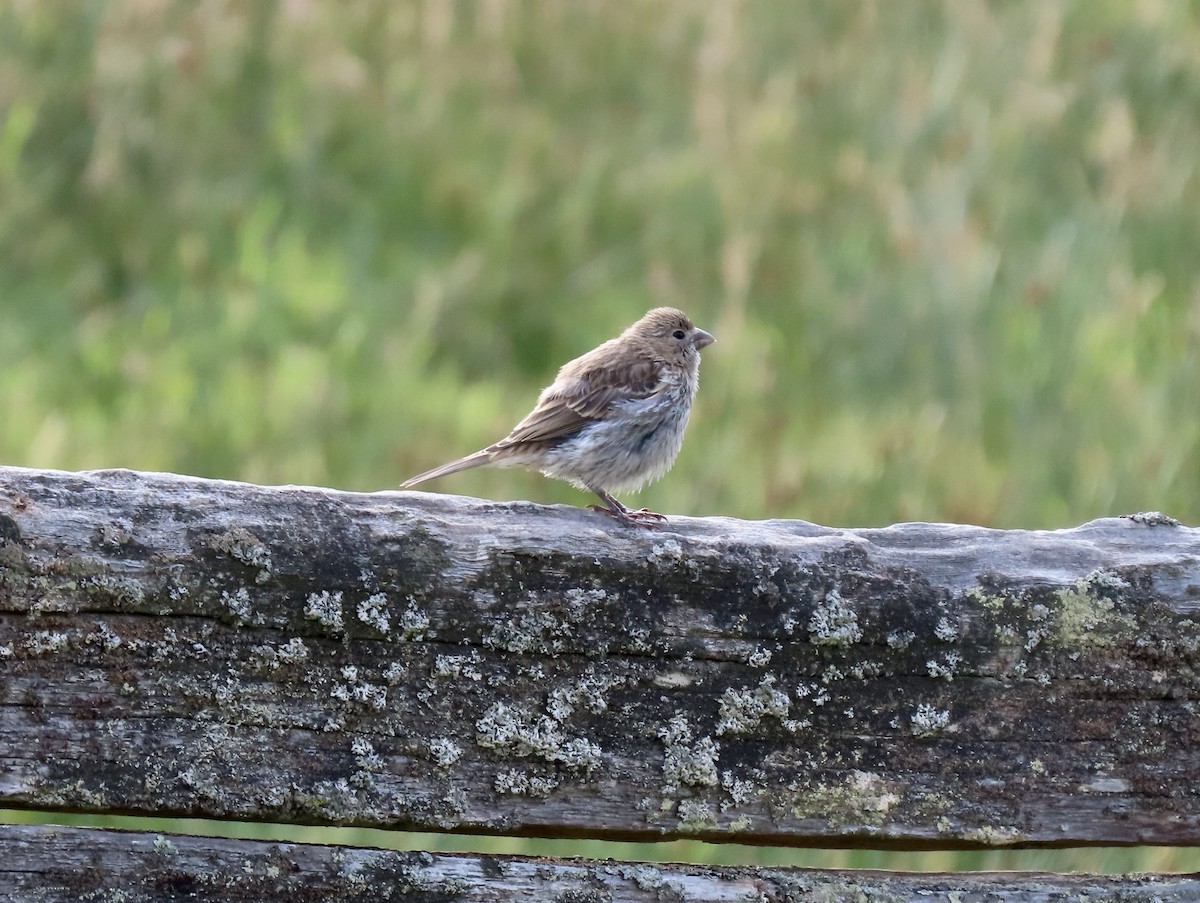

[401,450,492,488]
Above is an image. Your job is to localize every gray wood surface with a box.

[4,824,1200,903]
[2,466,1199,846]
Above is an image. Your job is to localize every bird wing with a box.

[494,353,663,449]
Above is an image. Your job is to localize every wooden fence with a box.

[2,465,1199,900]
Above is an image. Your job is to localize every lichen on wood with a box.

[2,466,1199,847]
[5,824,1200,903]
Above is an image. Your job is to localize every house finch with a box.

[402,307,714,528]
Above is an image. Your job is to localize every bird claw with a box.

[627,507,668,524]
[587,504,668,530]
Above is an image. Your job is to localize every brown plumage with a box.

[402,307,714,527]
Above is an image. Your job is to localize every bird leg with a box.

[587,487,668,529]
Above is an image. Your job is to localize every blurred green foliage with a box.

[1,0,1197,527]
[2,0,1200,872]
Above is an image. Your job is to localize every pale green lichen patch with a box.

[249,637,309,671]
[220,587,255,624]
[475,701,602,774]
[397,601,430,640]
[330,664,388,711]
[151,834,176,856]
[934,617,958,642]
[431,653,483,682]
[85,573,146,608]
[428,737,462,768]
[39,778,109,809]
[25,630,70,655]
[676,798,717,832]
[484,609,565,655]
[501,611,559,654]
[964,824,1024,845]
[910,704,951,737]
[494,768,558,796]
[546,672,622,721]
[304,590,345,632]
[208,527,273,583]
[349,737,385,789]
[720,770,761,808]
[84,622,123,652]
[1085,568,1132,592]
[647,539,684,564]
[658,715,719,791]
[786,771,902,828]
[746,646,773,667]
[808,590,861,647]
[971,573,1141,658]
[355,593,391,636]
[616,864,669,893]
[716,675,790,735]
[1053,580,1136,648]
[47,553,107,580]
[964,586,1007,614]
[926,653,961,681]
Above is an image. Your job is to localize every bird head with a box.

[626,307,715,365]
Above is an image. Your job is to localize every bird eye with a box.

[672,330,686,340]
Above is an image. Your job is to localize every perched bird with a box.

[402,307,714,528]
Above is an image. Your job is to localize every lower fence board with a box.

[2,824,1198,903]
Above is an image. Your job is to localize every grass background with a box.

[2,0,1199,874]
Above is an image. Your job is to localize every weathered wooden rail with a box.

[2,465,1199,900]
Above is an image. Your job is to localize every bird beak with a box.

[693,328,715,350]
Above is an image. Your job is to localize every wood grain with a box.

[2,466,1199,846]
[5,824,1200,902]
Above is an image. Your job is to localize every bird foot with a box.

[587,505,668,530]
